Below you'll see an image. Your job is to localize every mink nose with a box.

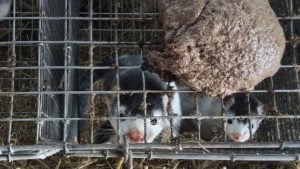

[128,131,144,143]
[231,133,244,142]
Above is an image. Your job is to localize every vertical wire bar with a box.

[289,0,298,141]
[140,0,148,144]
[131,0,135,45]
[297,119,300,140]
[7,0,16,145]
[88,0,95,144]
[97,0,102,58]
[18,0,21,60]
[98,0,104,144]
[153,0,157,39]
[286,93,295,140]
[121,0,124,52]
[30,0,35,99]
[169,89,175,141]
[114,0,121,144]
[270,77,281,140]
[7,0,11,53]
[290,0,300,100]
[63,0,69,142]
[142,72,147,143]
[221,99,227,142]
[36,0,43,144]
[197,121,201,142]
[195,96,201,142]
[127,150,133,169]
[139,0,145,57]
[246,93,253,141]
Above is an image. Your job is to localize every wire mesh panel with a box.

[39,0,79,143]
[0,0,300,166]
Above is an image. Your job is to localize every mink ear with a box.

[104,84,118,113]
[252,104,266,124]
[104,94,116,114]
[257,104,266,116]
[222,95,235,110]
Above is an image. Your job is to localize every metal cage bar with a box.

[0,0,299,164]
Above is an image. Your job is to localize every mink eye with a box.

[227,119,232,124]
[150,118,157,125]
[119,113,126,121]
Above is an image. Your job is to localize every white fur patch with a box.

[169,82,182,116]
[162,95,169,114]
[168,82,182,137]
[226,118,262,142]
[109,111,166,143]
[0,1,11,18]
[109,82,183,143]
[257,105,265,116]
[226,119,250,142]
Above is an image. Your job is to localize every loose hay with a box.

[1,158,300,169]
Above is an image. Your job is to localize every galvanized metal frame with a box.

[0,0,299,168]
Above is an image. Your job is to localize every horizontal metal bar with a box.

[67,142,300,150]
[0,15,299,20]
[130,142,300,149]
[281,65,300,68]
[0,144,115,153]
[1,114,300,122]
[1,141,300,153]
[278,16,300,20]
[86,28,164,32]
[0,78,38,80]
[0,41,152,45]
[68,152,300,161]
[0,28,164,32]
[0,12,159,16]
[0,112,37,114]
[2,151,298,162]
[0,41,297,47]
[1,142,300,161]
[131,153,300,161]
[67,153,118,158]
[0,16,155,21]
[0,89,300,96]
[0,65,299,70]
[0,65,141,70]
[0,44,143,48]
[0,149,60,161]
[81,12,159,16]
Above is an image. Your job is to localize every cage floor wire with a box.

[0,0,300,167]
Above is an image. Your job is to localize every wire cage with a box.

[0,0,300,167]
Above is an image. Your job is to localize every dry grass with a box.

[1,158,300,169]
[0,0,299,168]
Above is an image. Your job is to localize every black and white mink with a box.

[79,55,182,144]
[197,93,265,142]
[79,55,264,143]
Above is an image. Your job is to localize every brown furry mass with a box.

[147,0,286,97]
